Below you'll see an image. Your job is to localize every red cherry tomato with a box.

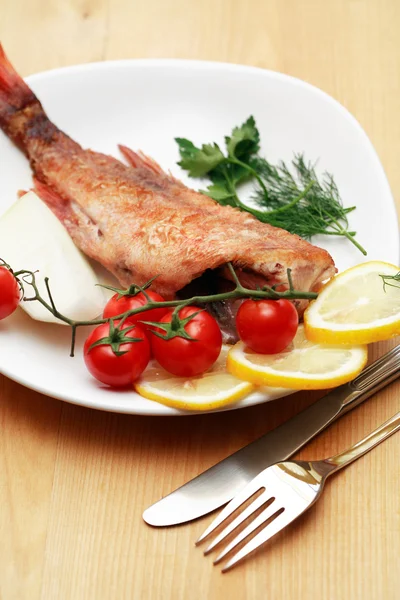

[103,291,168,330]
[236,299,299,354]
[150,306,222,377]
[0,266,20,320]
[84,322,150,387]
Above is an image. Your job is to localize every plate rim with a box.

[0,58,398,415]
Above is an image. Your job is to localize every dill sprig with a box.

[175,116,367,255]
[380,271,400,291]
[250,154,366,254]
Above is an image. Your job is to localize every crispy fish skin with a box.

[0,45,336,304]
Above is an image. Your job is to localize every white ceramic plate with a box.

[0,60,398,415]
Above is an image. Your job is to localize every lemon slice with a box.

[134,345,254,411]
[227,326,367,389]
[304,261,400,344]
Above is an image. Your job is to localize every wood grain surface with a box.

[0,1,399,599]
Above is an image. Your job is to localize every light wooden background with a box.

[1,1,399,599]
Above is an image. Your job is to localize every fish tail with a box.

[0,44,56,151]
[0,45,36,130]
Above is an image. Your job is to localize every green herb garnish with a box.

[380,271,400,291]
[175,116,366,255]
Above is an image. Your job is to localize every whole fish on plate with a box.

[0,45,335,341]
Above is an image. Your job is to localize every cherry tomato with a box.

[84,322,150,387]
[103,291,168,330]
[150,306,222,377]
[236,299,299,354]
[0,266,20,320]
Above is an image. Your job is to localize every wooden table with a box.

[1,1,399,598]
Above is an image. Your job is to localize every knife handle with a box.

[340,344,400,413]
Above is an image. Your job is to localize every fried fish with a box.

[0,45,336,340]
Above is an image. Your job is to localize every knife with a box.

[143,344,400,527]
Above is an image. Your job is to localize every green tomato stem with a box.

[11,264,318,357]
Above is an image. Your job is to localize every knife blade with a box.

[143,345,400,526]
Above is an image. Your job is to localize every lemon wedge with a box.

[134,345,254,411]
[304,261,400,344]
[227,326,367,390]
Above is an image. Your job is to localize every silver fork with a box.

[197,410,400,572]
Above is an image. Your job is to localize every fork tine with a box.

[220,507,299,572]
[213,501,282,565]
[204,491,272,554]
[196,473,265,545]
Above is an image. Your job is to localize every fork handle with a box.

[324,411,400,473]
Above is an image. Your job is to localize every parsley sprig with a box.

[175,116,366,255]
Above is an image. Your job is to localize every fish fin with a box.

[119,144,187,189]
[0,44,37,130]
[33,178,107,262]
[118,145,165,175]
[33,178,79,227]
